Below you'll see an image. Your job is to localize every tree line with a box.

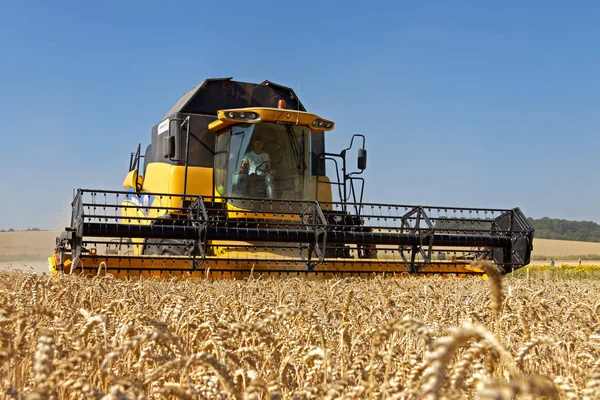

[435,216,600,243]
[527,217,600,242]
[0,228,47,232]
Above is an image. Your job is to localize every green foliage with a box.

[435,216,600,243]
[510,265,600,280]
[0,227,47,233]
[529,217,600,242]
[434,217,492,231]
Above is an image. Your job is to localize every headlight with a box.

[223,111,261,121]
[312,118,334,129]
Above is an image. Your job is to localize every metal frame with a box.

[54,189,534,276]
[299,201,328,271]
[316,134,367,214]
[399,206,435,273]
[187,197,209,269]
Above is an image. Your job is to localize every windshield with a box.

[214,122,311,202]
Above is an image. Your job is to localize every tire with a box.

[142,238,188,256]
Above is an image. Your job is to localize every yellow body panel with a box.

[119,200,149,255]
[208,107,334,132]
[224,202,302,221]
[143,163,213,201]
[311,176,333,209]
[122,170,144,190]
[117,163,214,255]
[47,255,70,275]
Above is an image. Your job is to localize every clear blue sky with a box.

[1,1,599,230]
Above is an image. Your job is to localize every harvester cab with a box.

[210,103,326,202]
[49,78,534,279]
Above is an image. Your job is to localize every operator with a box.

[238,135,277,175]
[238,135,277,198]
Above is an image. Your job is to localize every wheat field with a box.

[0,264,598,399]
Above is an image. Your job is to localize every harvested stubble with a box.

[0,267,599,399]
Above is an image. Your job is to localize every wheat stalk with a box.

[0,270,596,399]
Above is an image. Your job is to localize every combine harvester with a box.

[48,78,534,279]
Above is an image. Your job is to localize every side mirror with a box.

[357,148,367,170]
[163,135,176,158]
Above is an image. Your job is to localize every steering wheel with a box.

[255,161,274,175]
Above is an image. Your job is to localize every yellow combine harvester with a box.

[48,78,534,279]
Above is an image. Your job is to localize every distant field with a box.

[0,231,59,273]
[2,231,600,272]
[529,238,600,265]
[0,231,59,261]
[531,238,600,257]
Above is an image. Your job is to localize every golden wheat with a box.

[0,270,598,399]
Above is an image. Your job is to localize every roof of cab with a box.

[162,78,306,120]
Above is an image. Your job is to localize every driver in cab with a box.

[238,135,277,176]
[237,134,277,199]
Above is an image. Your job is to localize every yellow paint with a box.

[142,163,213,203]
[311,176,333,209]
[48,251,485,280]
[119,163,213,255]
[122,169,144,191]
[224,201,303,221]
[47,255,58,275]
[119,199,150,255]
[465,264,485,273]
[208,107,335,132]
[47,254,71,275]
[168,165,213,198]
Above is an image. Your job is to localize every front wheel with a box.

[142,239,188,256]
[142,238,211,257]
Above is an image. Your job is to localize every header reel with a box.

[52,189,534,278]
